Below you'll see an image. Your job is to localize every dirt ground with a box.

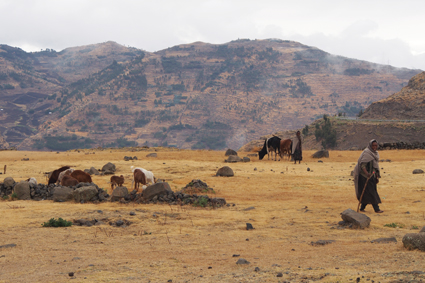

[0,148,424,283]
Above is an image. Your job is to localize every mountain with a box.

[0,39,421,151]
[361,71,425,120]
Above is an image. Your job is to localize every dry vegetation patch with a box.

[0,149,425,282]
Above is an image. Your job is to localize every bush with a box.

[314,115,337,149]
[193,197,208,207]
[42,218,73,227]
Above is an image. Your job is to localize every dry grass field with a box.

[0,148,424,283]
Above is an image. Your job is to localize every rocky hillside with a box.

[361,71,425,120]
[0,40,421,151]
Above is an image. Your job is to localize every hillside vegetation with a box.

[0,40,421,150]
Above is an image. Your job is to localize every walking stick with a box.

[357,172,375,212]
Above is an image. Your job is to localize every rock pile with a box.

[0,178,109,203]
[379,141,425,150]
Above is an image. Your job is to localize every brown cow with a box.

[133,169,146,192]
[48,166,71,185]
[70,170,92,183]
[61,175,79,187]
[279,139,292,161]
[110,175,125,191]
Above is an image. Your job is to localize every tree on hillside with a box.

[314,115,337,149]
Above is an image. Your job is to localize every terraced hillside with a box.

[0,40,421,150]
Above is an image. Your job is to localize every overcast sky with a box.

[1,0,425,70]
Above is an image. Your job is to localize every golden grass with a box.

[1,149,425,282]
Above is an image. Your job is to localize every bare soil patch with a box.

[0,148,425,282]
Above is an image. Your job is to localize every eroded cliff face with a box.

[362,71,425,120]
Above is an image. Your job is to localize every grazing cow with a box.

[279,139,293,161]
[130,166,156,185]
[110,175,125,191]
[48,166,71,185]
[61,175,79,187]
[258,136,281,161]
[70,170,92,183]
[57,168,75,184]
[133,169,146,192]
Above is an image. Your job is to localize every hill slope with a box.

[0,39,421,150]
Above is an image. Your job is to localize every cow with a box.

[70,170,92,183]
[61,175,79,187]
[57,168,75,184]
[48,166,71,185]
[258,136,281,161]
[110,175,125,191]
[279,139,293,161]
[130,166,156,185]
[133,169,146,192]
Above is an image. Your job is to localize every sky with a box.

[1,0,425,70]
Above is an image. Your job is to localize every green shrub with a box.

[11,193,17,199]
[2,195,9,200]
[384,223,404,228]
[193,197,208,207]
[42,218,73,227]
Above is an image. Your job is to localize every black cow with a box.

[259,136,281,161]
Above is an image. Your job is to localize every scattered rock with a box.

[73,186,98,203]
[341,208,371,229]
[246,223,254,230]
[142,182,173,201]
[254,267,260,272]
[216,166,234,177]
[318,160,323,163]
[225,149,238,156]
[3,177,15,188]
[146,153,157,158]
[53,187,74,202]
[0,244,17,249]
[307,167,310,171]
[21,158,29,161]
[111,186,129,202]
[225,155,243,163]
[420,226,425,233]
[311,240,335,246]
[371,237,397,243]
[68,272,74,277]
[13,181,31,200]
[277,272,283,277]
[129,211,136,216]
[412,169,424,174]
[312,150,329,158]
[243,206,255,211]
[88,167,100,175]
[403,233,425,251]
[102,162,116,174]
[242,157,250,162]
[236,258,250,265]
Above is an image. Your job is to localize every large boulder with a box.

[402,233,425,251]
[102,162,116,174]
[225,149,238,156]
[73,186,98,203]
[225,155,243,163]
[142,182,173,201]
[312,150,329,158]
[111,186,129,202]
[53,187,74,202]
[89,167,100,175]
[341,208,371,229]
[3,177,15,188]
[13,181,31,200]
[216,166,234,177]
[412,169,424,174]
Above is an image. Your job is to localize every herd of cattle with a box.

[46,165,156,192]
[258,136,292,161]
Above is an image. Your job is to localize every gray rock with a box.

[146,153,157,158]
[73,186,98,203]
[13,181,31,200]
[402,233,425,251]
[101,162,116,173]
[0,243,17,249]
[124,156,133,161]
[3,177,15,188]
[311,240,335,246]
[142,182,173,201]
[246,223,254,230]
[225,155,243,163]
[242,157,250,162]
[111,186,129,202]
[312,150,329,158]
[236,258,250,264]
[413,169,424,174]
[341,208,371,229]
[225,149,238,156]
[53,187,74,202]
[216,166,234,177]
[89,167,100,175]
[371,237,397,243]
[420,226,425,233]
